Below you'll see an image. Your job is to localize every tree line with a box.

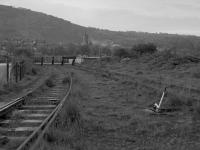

[1,39,158,58]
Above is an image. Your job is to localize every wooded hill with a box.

[0,5,200,51]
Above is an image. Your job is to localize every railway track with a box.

[74,65,200,104]
[75,65,195,92]
[0,71,72,150]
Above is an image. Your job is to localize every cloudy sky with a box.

[1,0,200,36]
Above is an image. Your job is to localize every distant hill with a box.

[0,5,200,51]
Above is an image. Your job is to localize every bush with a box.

[131,43,157,55]
[14,48,33,58]
[45,79,55,88]
[112,48,129,58]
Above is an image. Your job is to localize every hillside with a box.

[0,5,200,50]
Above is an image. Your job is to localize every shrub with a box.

[14,48,33,58]
[45,79,55,88]
[112,48,129,58]
[158,49,174,59]
[131,43,157,55]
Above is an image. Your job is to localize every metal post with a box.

[158,88,167,108]
[154,87,167,112]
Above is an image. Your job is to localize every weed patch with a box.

[62,76,70,84]
[192,72,200,79]
[31,67,37,75]
[45,79,55,88]
[166,95,185,107]
[61,100,81,127]
[192,102,200,120]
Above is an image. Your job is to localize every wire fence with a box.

[34,56,76,65]
[0,56,26,85]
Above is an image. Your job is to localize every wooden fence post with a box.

[72,58,75,66]
[6,58,9,83]
[61,57,64,65]
[20,62,22,81]
[22,61,25,79]
[52,57,54,65]
[15,62,18,83]
[41,57,44,66]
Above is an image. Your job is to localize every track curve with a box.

[0,71,72,150]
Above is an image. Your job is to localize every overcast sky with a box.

[1,0,200,36]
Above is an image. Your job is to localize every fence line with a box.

[0,59,26,85]
[34,56,76,65]
[13,60,25,83]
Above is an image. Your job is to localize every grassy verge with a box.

[37,66,200,150]
[0,65,53,104]
[0,64,40,94]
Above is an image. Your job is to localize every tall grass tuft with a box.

[192,102,200,121]
[166,95,185,107]
[62,76,70,84]
[45,78,55,88]
[31,67,37,75]
[65,100,80,125]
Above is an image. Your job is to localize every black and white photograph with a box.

[0,0,200,149]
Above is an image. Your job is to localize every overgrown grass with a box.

[62,76,70,84]
[42,99,82,147]
[65,101,80,124]
[45,78,55,88]
[166,95,185,107]
[31,67,37,75]
[37,71,86,150]
[0,61,43,98]
[192,71,200,79]
[0,83,20,96]
[0,63,7,86]
[192,102,200,121]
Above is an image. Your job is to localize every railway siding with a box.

[0,71,72,150]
